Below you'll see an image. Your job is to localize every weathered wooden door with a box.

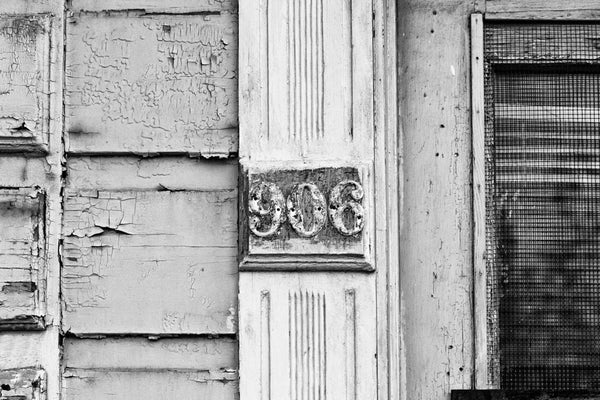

[238,1,399,399]
[0,0,398,399]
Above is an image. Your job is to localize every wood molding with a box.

[471,13,490,390]
[373,0,401,399]
[239,0,385,398]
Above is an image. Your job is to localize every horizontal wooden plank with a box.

[65,11,238,156]
[62,190,237,335]
[63,369,237,400]
[67,156,237,191]
[63,337,237,370]
[69,0,237,12]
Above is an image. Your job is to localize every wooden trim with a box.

[471,13,489,390]
[240,256,373,272]
[484,0,600,19]
[374,0,401,399]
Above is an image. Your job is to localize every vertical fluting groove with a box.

[317,0,324,138]
[289,292,295,400]
[295,292,300,400]
[289,291,327,399]
[288,0,294,141]
[265,0,270,139]
[318,293,325,400]
[345,289,356,400]
[260,291,271,400]
[287,0,324,141]
[348,0,353,140]
[299,0,306,143]
[294,0,301,141]
[302,292,310,400]
[310,292,316,400]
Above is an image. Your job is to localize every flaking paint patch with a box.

[62,190,238,334]
[66,11,238,155]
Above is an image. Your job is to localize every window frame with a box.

[472,6,600,389]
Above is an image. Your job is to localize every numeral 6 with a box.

[328,180,365,236]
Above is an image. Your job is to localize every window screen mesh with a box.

[485,23,600,390]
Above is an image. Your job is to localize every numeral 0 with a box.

[248,180,365,238]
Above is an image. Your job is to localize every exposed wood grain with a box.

[471,13,488,390]
[65,11,238,156]
[398,0,474,398]
[67,156,237,191]
[62,190,237,335]
[63,369,237,400]
[373,0,401,399]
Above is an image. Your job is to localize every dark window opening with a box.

[485,22,600,390]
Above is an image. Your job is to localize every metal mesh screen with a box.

[485,23,600,390]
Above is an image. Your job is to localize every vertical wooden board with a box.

[63,370,237,400]
[239,272,376,400]
[0,14,50,153]
[65,11,238,156]
[62,190,238,334]
[63,337,237,370]
[0,369,46,400]
[399,0,474,398]
[471,13,489,389]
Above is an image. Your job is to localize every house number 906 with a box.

[248,180,364,238]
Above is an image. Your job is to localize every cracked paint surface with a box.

[0,188,45,329]
[65,11,238,156]
[0,15,50,151]
[61,190,238,334]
